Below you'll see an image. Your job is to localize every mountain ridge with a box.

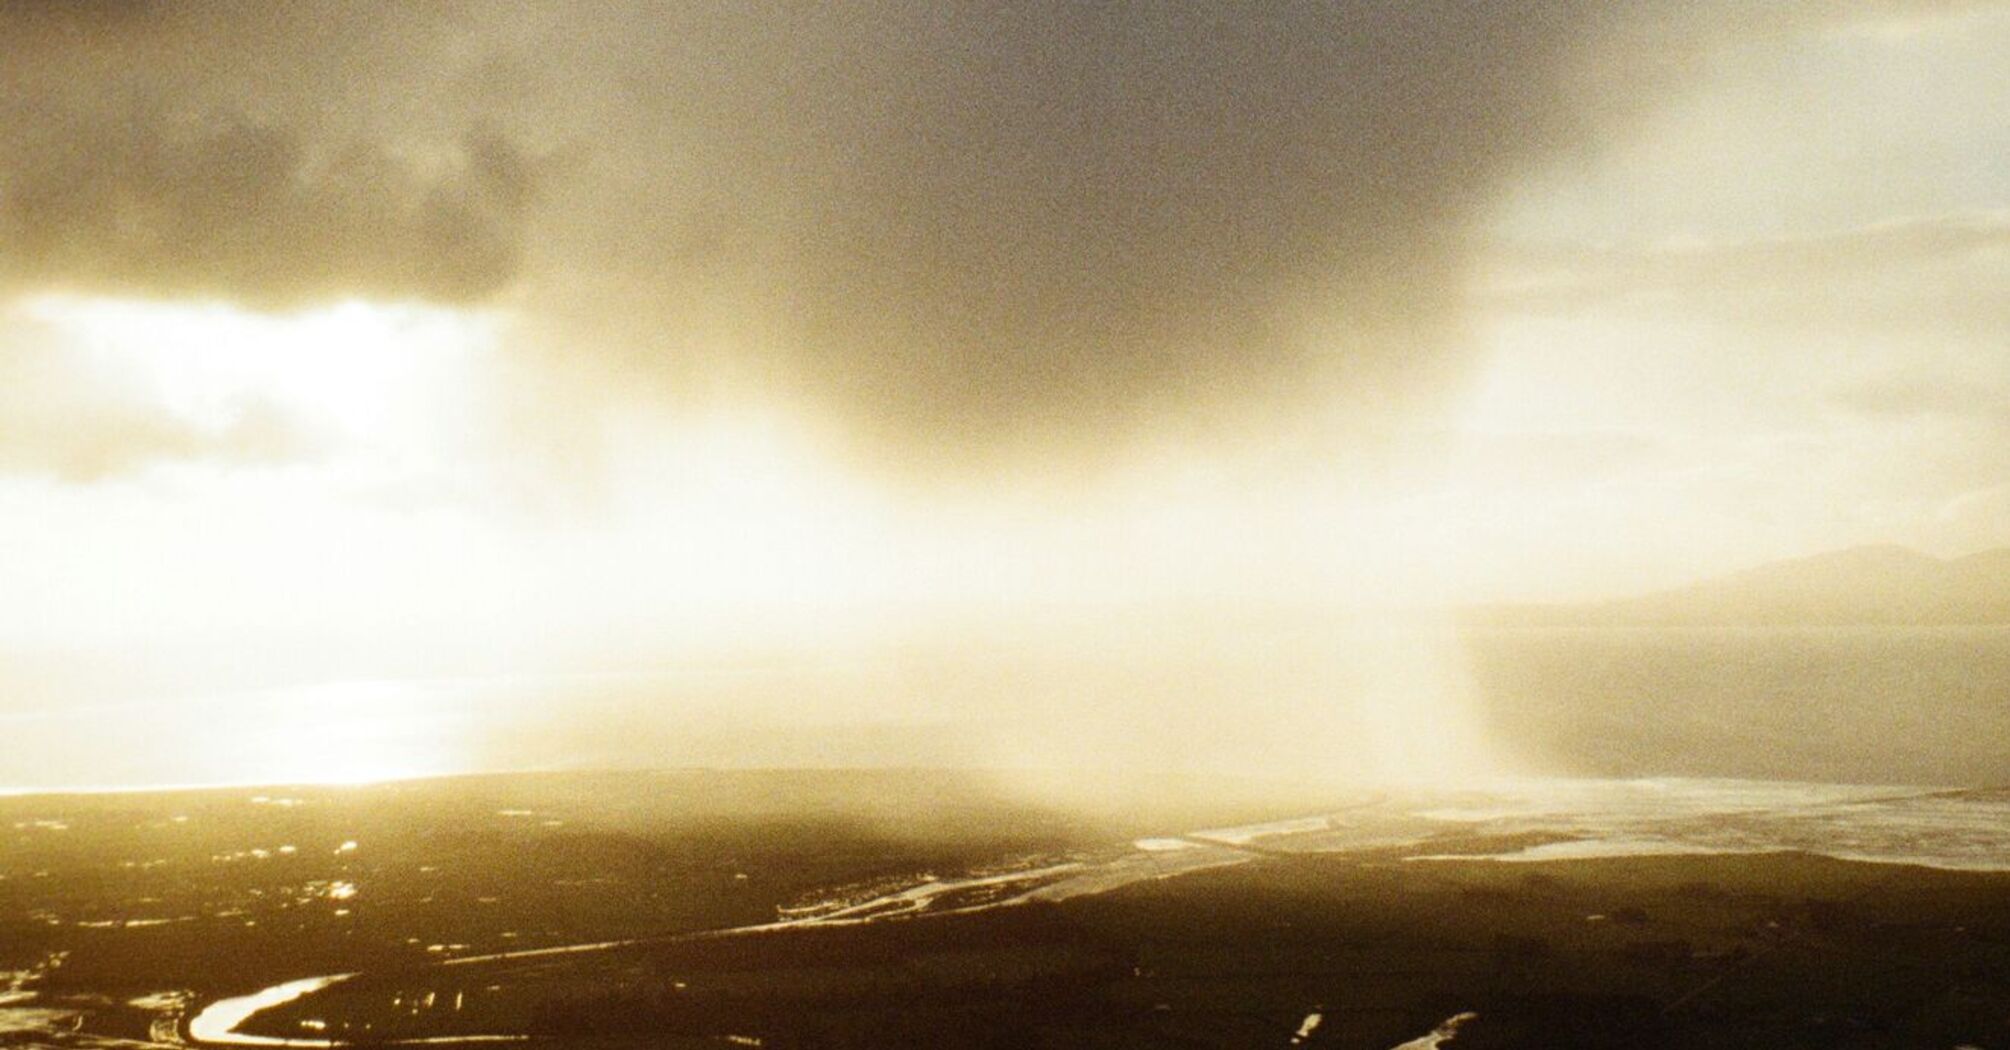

[1468,544,2010,627]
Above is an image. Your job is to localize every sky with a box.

[2,1,2006,788]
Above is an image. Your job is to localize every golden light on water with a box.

[52,681,485,791]
[223,680,471,787]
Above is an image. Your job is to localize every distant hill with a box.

[1470,545,2010,627]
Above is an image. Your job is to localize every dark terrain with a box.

[243,844,2010,1049]
[0,770,1344,1025]
[5,770,2008,1049]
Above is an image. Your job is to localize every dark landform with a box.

[1468,545,2010,628]
[1,770,1335,993]
[4,771,2008,1049]
[242,848,2010,1050]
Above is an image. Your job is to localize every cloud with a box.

[1834,361,2010,426]
[0,112,533,307]
[0,402,304,482]
[1479,212,2010,335]
[3,1,2001,464]
[1935,482,2010,549]
[490,1,2010,464]
[0,345,312,481]
[0,3,536,308]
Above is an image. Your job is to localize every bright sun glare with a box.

[23,294,496,449]
[214,679,475,787]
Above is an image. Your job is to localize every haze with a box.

[3,2,2007,791]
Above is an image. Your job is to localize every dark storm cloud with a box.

[0,113,533,306]
[547,2,1628,455]
[2,1,1997,460]
[0,2,535,306]
[508,0,2010,460]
